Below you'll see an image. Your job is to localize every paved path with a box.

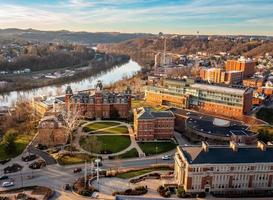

[28,145,57,165]
[74,120,144,159]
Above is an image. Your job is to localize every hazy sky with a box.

[0,0,273,35]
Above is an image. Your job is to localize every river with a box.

[0,60,141,107]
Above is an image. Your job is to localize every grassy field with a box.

[138,141,177,156]
[0,133,34,160]
[57,153,94,165]
[116,166,172,179]
[256,108,273,124]
[80,135,131,154]
[83,122,121,132]
[113,148,139,159]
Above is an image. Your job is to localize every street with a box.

[0,155,174,199]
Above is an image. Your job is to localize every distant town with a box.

[0,31,273,200]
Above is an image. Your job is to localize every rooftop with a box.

[191,83,246,96]
[135,107,174,120]
[179,145,273,164]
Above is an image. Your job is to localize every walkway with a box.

[74,120,144,159]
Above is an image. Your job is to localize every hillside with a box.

[97,36,273,66]
[0,28,152,45]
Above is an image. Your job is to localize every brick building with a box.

[133,107,175,140]
[175,141,273,194]
[243,78,264,88]
[145,79,253,118]
[36,115,69,147]
[225,58,256,78]
[199,68,243,85]
[65,81,132,120]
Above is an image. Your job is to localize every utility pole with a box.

[155,145,158,165]
[90,161,94,176]
[163,37,167,66]
[95,158,100,191]
[84,160,87,189]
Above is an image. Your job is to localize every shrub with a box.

[176,186,185,198]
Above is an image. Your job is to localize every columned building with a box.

[174,141,273,194]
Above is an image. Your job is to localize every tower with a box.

[65,86,73,111]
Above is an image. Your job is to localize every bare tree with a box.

[84,136,102,155]
[60,101,80,154]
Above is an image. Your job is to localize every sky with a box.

[0,0,273,35]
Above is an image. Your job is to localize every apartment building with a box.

[174,141,273,194]
[199,68,243,85]
[133,107,175,140]
[225,58,256,78]
[243,78,264,88]
[145,79,253,118]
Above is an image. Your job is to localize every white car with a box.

[2,181,14,187]
[162,155,171,160]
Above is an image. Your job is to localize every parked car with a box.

[0,159,11,165]
[21,154,37,162]
[35,144,47,150]
[4,164,23,174]
[162,155,171,160]
[73,168,82,173]
[2,181,14,187]
[63,184,71,191]
[0,175,9,180]
[29,159,46,169]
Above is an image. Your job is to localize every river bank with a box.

[0,59,142,107]
[0,55,129,94]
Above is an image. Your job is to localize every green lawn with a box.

[57,153,94,165]
[80,135,131,154]
[0,133,34,160]
[138,141,177,156]
[113,148,139,159]
[83,122,121,132]
[116,166,172,179]
[256,108,273,124]
[95,126,128,134]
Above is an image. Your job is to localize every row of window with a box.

[191,165,272,173]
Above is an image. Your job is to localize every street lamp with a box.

[95,158,101,191]
[155,145,158,165]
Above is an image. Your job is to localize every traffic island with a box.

[0,186,54,200]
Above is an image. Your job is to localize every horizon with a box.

[1,27,273,37]
[0,0,273,36]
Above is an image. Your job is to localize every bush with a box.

[176,187,185,198]
[158,185,171,198]
[112,186,148,196]
[79,189,93,196]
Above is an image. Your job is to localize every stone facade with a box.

[133,107,175,141]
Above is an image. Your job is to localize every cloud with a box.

[0,0,272,35]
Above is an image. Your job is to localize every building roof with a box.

[135,107,174,120]
[191,83,246,96]
[179,145,273,164]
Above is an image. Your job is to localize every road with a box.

[0,156,174,199]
